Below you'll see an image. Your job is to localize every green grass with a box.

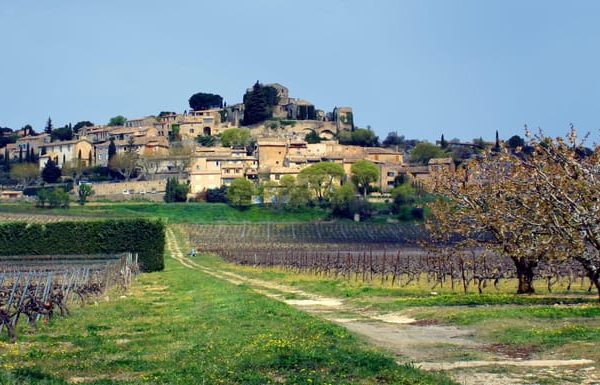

[0,256,454,384]
[0,202,328,223]
[422,305,600,326]
[496,324,600,348]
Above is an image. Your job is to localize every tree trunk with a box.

[512,257,536,294]
[575,255,600,304]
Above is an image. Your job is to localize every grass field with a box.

[0,202,328,223]
[0,247,454,385]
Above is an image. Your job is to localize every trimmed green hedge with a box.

[0,219,165,272]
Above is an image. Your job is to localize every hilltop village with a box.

[0,81,464,202]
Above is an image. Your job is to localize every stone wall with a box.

[88,180,167,201]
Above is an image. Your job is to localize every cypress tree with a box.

[3,147,10,172]
[45,117,53,135]
[493,130,501,152]
[108,138,117,161]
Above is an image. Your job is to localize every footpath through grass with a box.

[0,202,328,223]
[197,253,600,362]
[0,254,454,384]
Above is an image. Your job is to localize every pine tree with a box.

[45,117,53,135]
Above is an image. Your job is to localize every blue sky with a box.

[1,0,599,143]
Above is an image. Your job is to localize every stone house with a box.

[38,138,94,169]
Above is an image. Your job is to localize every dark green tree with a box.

[242,82,279,125]
[338,128,379,147]
[382,132,405,148]
[188,93,223,111]
[22,124,34,136]
[73,121,94,134]
[507,135,525,149]
[304,130,321,144]
[196,135,215,147]
[51,125,73,141]
[45,117,53,134]
[108,116,127,126]
[164,178,189,202]
[108,138,117,161]
[41,158,62,183]
[3,147,9,172]
[440,134,448,149]
[493,130,501,152]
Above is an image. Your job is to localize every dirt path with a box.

[165,228,598,385]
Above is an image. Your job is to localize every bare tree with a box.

[109,152,138,181]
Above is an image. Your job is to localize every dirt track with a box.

[166,228,599,385]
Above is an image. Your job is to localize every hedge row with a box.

[0,219,165,272]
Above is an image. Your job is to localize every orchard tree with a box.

[350,160,380,199]
[298,162,345,203]
[510,128,600,301]
[427,147,567,294]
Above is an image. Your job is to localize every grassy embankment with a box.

[0,246,454,385]
[196,250,600,363]
[0,202,328,223]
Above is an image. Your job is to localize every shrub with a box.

[206,186,228,203]
[227,178,255,209]
[0,219,165,272]
[164,178,189,203]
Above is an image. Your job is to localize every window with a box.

[387,172,395,177]
[190,128,194,134]
[275,174,280,180]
